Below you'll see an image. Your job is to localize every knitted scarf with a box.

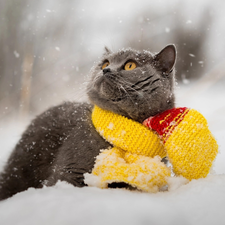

[84,106,218,192]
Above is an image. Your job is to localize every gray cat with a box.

[0,45,176,200]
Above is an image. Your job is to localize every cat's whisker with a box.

[85,74,102,93]
[117,79,151,107]
[117,78,141,94]
[118,83,136,107]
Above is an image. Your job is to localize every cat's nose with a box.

[103,67,111,74]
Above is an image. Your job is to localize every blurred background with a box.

[0,0,225,121]
[0,0,225,172]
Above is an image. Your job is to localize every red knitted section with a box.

[143,107,189,143]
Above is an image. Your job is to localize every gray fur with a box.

[0,45,176,200]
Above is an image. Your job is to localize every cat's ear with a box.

[104,46,112,55]
[153,44,176,74]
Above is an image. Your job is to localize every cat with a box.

[0,44,176,200]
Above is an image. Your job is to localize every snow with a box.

[0,177,225,225]
[107,122,114,130]
[55,46,60,51]
[189,53,195,57]
[0,83,225,224]
[13,51,20,58]
[165,27,170,33]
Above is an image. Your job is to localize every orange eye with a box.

[102,61,110,70]
[124,61,136,71]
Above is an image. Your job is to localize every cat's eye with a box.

[102,61,110,70]
[124,61,136,71]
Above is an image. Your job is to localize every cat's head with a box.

[87,45,176,123]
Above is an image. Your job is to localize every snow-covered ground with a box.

[0,80,225,225]
[0,177,225,225]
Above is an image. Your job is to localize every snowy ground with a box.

[0,81,225,225]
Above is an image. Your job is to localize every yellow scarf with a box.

[84,106,218,192]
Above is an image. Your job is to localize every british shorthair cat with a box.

[0,45,176,200]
